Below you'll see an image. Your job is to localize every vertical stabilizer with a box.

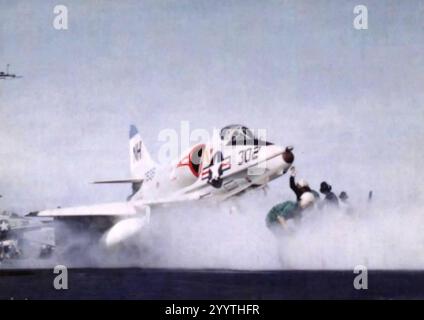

[129,125,157,179]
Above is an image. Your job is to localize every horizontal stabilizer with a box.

[92,179,143,184]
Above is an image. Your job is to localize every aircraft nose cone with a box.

[282,146,294,164]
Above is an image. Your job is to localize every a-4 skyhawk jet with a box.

[30,124,295,247]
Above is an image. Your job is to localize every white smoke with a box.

[4,185,424,270]
[1,1,424,270]
[275,202,424,270]
[76,191,424,270]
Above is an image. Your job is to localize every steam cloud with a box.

[32,191,423,270]
[1,1,424,270]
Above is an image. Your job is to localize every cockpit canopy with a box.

[220,124,273,146]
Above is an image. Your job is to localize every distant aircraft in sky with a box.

[0,64,22,80]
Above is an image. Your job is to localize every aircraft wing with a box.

[142,193,203,206]
[28,195,202,218]
[29,201,143,217]
[10,223,52,232]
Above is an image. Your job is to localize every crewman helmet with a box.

[299,192,315,209]
[339,191,348,200]
[297,179,309,188]
[320,181,332,193]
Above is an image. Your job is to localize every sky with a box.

[1,0,424,213]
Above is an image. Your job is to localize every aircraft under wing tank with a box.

[30,124,295,247]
